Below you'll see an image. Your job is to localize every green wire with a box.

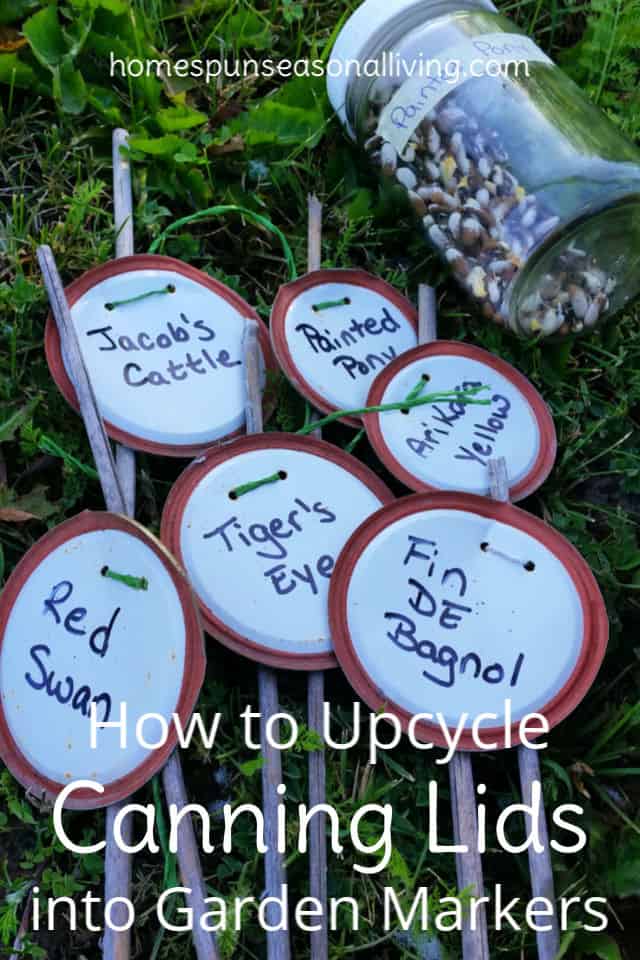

[148,204,298,281]
[230,471,283,499]
[106,286,173,310]
[296,385,491,437]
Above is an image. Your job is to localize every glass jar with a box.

[328,0,640,339]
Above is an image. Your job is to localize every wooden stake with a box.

[307,195,323,274]
[305,194,329,960]
[417,284,490,960]
[103,128,137,960]
[488,457,561,960]
[243,319,292,960]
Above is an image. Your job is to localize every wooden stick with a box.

[304,194,330,960]
[104,804,133,960]
[306,672,328,960]
[37,247,126,514]
[113,129,135,260]
[162,751,220,959]
[487,457,560,960]
[307,195,323,274]
[243,319,292,960]
[37,246,219,960]
[103,130,137,960]
[417,284,490,960]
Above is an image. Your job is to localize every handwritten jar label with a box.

[330,494,608,749]
[377,32,552,154]
[270,269,418,426]
[364,341,556,501]
[161,434,393,670]
[45,254,275,457]
[0,512,204,807]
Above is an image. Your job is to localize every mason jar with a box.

[328,0,640,339]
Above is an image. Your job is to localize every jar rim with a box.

[328,0,498,136]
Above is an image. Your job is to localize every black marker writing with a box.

[25,644,112,722]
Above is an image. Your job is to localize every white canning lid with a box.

[328,0,498,137]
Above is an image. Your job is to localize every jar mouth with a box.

[508,193,640,337]
[337,0,498,137]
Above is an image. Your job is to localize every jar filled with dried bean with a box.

[328,0,640,338]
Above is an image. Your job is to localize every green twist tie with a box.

[229,471,285,500]
[297,383,490,436]
[105,285,174,310]
[312,297,350,312]
[101,566,148,590]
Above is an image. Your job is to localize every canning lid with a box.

[329,492,608,750]
[161,433,393,671]
[45,254,276,457]
[363,341,557,500]
[270,268,418,426]
[0,511,205,808]
[328,0,498,136]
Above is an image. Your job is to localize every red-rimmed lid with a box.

[45,254,276,458]
[329,492,608,751]
[270,269,418,428]
[0,511,205,809]
[364,341,556,501]
[161,432,393,671]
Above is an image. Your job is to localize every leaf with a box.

[239,756,264,776]
[0,507,37,523]
[576,932,622,960]
[52,56,87,114]
[0,0,38,27]
[0,52,36,87]
[601,830,640,898]
[87,84,122,124]
[226,76,328,149]
[0,485,58,521]
[69,0,127,12]
[8,796,35,824]
[0,399,39,443]
[22,5,67,68]
[128,133,190,157]
[223,10,273,51]
[157,104,208,133]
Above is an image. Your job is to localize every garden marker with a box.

[487,456,561,960]
[112,130,218,960]
[0,510,205,807]
[35,132,221,960]
[363,341,557,501]
[270,265,418,428]
[44,254,275,457]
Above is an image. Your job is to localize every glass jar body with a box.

[346,3,640,338]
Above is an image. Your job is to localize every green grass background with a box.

[0,0,639,957]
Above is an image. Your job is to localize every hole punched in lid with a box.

[480,541,536,572]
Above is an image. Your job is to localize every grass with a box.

[0,0,640,957]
